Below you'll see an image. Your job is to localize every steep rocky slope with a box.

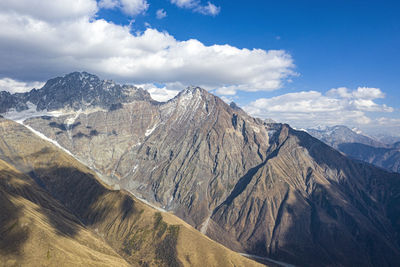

[0,117,263,267]
[337,142,400,173]
[25,86,272,231]
[3,72,400,266]
[209,125,400,266]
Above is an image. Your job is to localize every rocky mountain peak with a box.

[67,71,100,82]
[165,85,218,115]
[0,72,152,113]
[229,101,240,110]
[175,86,209,101]
[307,124,385,148]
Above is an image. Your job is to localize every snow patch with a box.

[65,110,81,125]
[132,164,138,173]
[3,102,65,123]
[267,129,276,138]
[352,127,363,135]
[252,126,260,133]
[145,123,158,136]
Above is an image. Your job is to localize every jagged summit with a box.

[229,101,240,110]
[0,72,224,115]
[0,72,151,113]
[307,124,386,148]
[171,86,210,102]
[184,85,204,93]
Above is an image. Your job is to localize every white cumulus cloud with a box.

[136,82,183,102]
[0,78,44,93]
[244,87,394,128]
[0,0,294,95]
[0,0,98,22]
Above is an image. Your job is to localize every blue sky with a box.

[0,0,399,135]
[100,0,400,103]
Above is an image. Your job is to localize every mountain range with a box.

[1,72,400,266]
[307,125,400,173]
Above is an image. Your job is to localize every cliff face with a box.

[3,72,400,266]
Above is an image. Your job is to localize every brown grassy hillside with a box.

[0,117,264,267]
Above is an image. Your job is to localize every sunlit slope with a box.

[0,117,264,267]
[0,159,130,267]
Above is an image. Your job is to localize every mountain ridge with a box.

[0,116,265,267]
[0,72,152,114]
[307,125,400,173]
[2,72,400,266]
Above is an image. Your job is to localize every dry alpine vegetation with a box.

[0,117,264,267]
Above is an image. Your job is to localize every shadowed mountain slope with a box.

[0,159,131,267]
[0,117,263,267]
[209,126,400,266]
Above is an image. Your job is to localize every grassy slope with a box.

[0,118,264,267]
[0,159,130,267]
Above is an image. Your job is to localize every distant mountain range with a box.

[307,125,400,173]
[0,72,150,114]
[1,72,400,266]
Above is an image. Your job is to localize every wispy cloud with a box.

[195,2,220,16]
[0,78,44,93]
[156,8,167,19]
[170,0,220,16]
[171,0,198,8]
[98,0,149,16]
